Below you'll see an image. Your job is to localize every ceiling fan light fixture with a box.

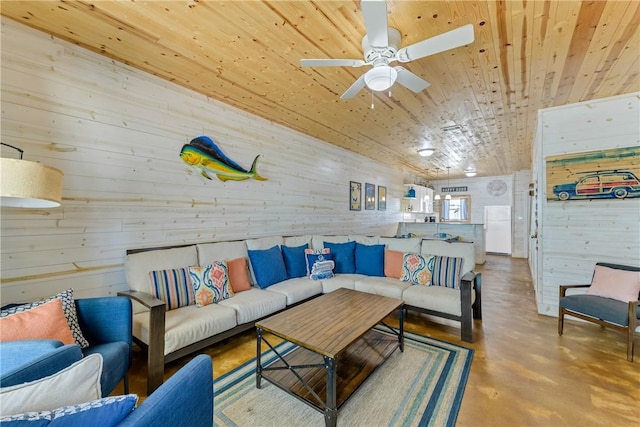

[465,170,477,177]
[417,147,435,157]
[364,65,397,91]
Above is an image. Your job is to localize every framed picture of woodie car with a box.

[545,146,640,202]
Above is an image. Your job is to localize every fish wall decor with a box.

[180,136,267,182]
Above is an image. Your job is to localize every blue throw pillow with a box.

[355,243,385,276]
[281,244,309,278]
[323,241,356,274]
[247,246,288,289]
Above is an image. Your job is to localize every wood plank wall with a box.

[535,92,640,316]
[0,19,406,303]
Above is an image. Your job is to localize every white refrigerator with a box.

[484,205,512,254]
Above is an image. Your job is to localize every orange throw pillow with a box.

[227,257,252,292]
[385,249,404,279]
[0,298,75,345]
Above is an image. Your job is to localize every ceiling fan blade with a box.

[394,66,430,93]
[300,59,366,67]
[361,0,389,48]
[340,74,367,99]
[396,24,474,63]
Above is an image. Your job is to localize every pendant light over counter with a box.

[445,166,452,200]
[433,168,441,201]
[1,143,64,208]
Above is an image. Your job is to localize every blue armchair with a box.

[0,296,132,397]
[118,354,213,426]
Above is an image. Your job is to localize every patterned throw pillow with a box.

[431,256,464,289]
[0,395,137,425]
[400,253,434,286]
[148,267,195,310]
[0,288,89,348]
[304,248,334,279]
[189,262,234,307]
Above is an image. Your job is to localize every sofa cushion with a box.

[403,285,476,317]
[400,253,434,286]
[0,299,75,346]
[431,256,464,289]
[247,246,288,289]
[245,236,284,251]
[133,304,237,356]
[197,241,249,266]
[311,235,348,251]
[266,278,323,305]
[586,265,640,303]
[355,276,412,300]
[384,249,404,279]
[321,274,358,293]
[189,262,234,306]
[421,240,475,274]
[148,267,195,310]
[0,395,137,427]
[379,237,422,253]
[323,241,356,274]
[281,244,309,279]
[126,246,198,294]
[348,235,380,245]
[0,353,103,416]
[226,257,252,293]
[283,235,312,248]
[0,289,89,349]
[218,288,287,324]
[355,243,385,277]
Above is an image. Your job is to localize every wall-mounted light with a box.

[417,148,436,157]
[1,143,64,208]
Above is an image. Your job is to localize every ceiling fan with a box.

[300,0,474,99]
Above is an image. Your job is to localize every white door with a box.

[484,206,512,254]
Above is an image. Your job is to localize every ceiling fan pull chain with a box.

[370,90,375,109]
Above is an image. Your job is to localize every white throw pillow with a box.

[0,353,103,416]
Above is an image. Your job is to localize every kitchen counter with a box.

[397,222,485,264]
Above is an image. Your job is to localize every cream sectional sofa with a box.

[122,234,481,393]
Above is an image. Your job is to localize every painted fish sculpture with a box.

[180,136,267,182]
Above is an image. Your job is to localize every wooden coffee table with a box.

[255,288,404,427]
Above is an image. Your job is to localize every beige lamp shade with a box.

[1,158,64,208]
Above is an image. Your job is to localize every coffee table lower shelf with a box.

[258,329,399,414]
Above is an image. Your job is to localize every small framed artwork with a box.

[350,181,361,211]
[365,183,375,210]
[378,186,386,210]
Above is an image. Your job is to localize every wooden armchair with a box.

[558,262,640,361]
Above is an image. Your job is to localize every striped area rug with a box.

[214,330,473,427]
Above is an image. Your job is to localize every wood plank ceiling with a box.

[2,1,638,179]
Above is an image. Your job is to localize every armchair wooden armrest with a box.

[118,290,167,394]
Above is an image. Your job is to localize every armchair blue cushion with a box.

[0,296,132,397]
[0,340,83,388]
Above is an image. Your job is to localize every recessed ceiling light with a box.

[417,148,436,157]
